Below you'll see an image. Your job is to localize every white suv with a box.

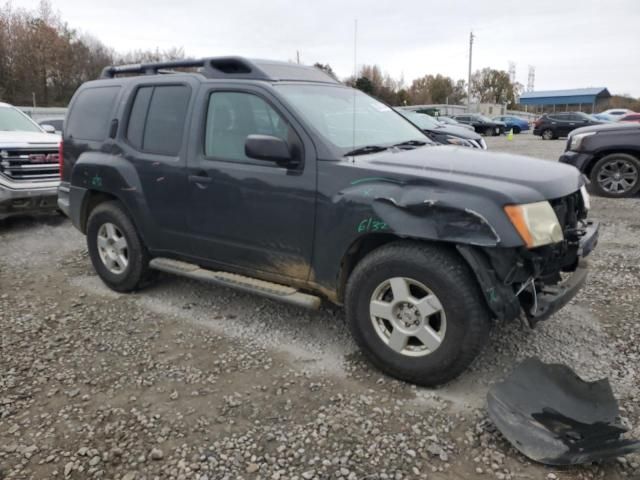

[0,103,61,220]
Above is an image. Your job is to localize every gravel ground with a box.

[1,134,639,480]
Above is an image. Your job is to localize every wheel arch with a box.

[584,148,640,178]
[79,190,119,233]
[336,234,474,303]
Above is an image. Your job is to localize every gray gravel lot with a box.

[1,134,639,480]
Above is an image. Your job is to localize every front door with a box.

[185,85,317,281]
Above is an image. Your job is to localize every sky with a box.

[21,0,640,97]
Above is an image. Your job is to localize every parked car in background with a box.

[38,118,64,135]
[619,113,640,123]
[435,116,475,132]
[452,114,506,136]
[397,110,487,149]
[492,115,529,134]
[0,103,60,220]
[559,122,640,198]
[533,112,604,140]
[591,113,615,122]
[600,108,634,120]
[59,56,597,386]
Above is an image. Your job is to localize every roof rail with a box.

[99,56,339,84]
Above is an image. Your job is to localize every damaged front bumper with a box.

[459,221,599,325]
[487,357,640,465]
[524,221,598,326]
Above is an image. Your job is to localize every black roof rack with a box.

[99,56,339,84]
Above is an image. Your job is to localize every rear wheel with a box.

[589,153,640,198]
[86,201,152,292]
[541,128,554,140]
[345,242,491,387]
[484,127,493,136]
[513,126,521,134]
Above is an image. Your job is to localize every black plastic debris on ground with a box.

[487,357,640,465]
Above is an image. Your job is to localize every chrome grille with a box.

[0,148,60,182]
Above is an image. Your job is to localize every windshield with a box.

[0,107,43,133]
[275,84,427,152]
[475,115,493,122]
[399,111,441,129]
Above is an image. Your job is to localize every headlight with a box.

[445,136,473,147]
[568,131,596,151]
[504,201,564,248]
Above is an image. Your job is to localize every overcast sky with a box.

[22,0,640,96]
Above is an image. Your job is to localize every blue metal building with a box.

[518,88,611,113]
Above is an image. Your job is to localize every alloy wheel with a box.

[97,222,129,274]
[369,277,446,357]
[597,158,639,195]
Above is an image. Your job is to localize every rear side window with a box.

[66,86,120,141]
[126,85,191,156]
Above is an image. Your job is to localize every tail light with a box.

[58,140,64,178]
[533,118,542,128]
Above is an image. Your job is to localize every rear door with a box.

[184,83,317,281]
[118,80,196,252]
[550,113,571,136]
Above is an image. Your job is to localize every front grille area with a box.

[0,147,60,182]
[549,190,587,236]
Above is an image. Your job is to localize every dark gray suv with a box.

[58,57,598,386]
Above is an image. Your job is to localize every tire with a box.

[345,241,491,387]
[513,126,521,134]
[86,201,152,292]
[541,129,554,140]
[589,153,640,198]
[484,127,493,137]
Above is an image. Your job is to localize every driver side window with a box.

[204,91,292,163]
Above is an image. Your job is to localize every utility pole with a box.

[296,51,300,64]
[467,31,474,110]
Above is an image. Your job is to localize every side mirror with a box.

[41,124,56,134]
[245,134,293,165]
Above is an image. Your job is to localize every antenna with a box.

[508,61,516,84]
[527,65,536,92]
[467,31,474,109]
[352,19,358,158]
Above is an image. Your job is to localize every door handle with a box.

[189,174,212,188]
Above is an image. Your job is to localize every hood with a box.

[430,124,482,140]
[350,145,583,204]
[568,122,640,137]
[0,130,61,146]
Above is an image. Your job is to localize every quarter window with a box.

[204,91,293,163]
[67,86,120,141]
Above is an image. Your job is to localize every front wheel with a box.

[513,126,521,134]
[86,201,152,292]
[345,242,490,387]
[589,153,640,198]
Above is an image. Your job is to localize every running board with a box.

[149,258,321,310]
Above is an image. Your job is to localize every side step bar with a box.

[149,258,321,310]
